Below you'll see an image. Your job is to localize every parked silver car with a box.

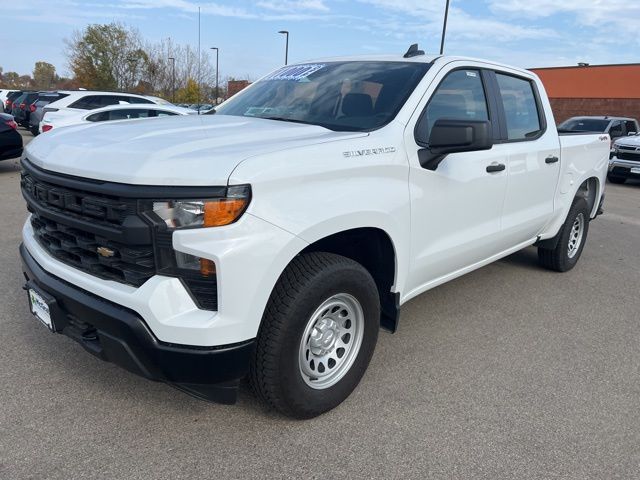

[28,92,71,135]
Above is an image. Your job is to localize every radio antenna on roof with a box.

[403,44,425,58]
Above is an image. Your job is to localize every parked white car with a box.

[39,90,167,133]
[20,48,610,418]
[39,104,196,133]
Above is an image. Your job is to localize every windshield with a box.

[214,61,431,132]
[558,118,610,132]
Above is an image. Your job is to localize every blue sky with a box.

[2,0,639,80]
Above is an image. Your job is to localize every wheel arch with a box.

[537,176,600,250]
[575,176,601,218]
[299,227,401,333]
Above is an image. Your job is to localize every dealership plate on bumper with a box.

[29,288,54,331]
[631,167,640,174]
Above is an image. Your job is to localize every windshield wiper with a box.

[258,116,316,126]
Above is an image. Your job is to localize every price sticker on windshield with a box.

[264,64,326,82]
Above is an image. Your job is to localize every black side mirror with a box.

[417,119,493,170]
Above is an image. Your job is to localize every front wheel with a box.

[538,197,590,272]
[250,252,380,419]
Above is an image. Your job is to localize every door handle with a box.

[545,156,559,164]
[486,163,506,173]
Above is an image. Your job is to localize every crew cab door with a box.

[403,64,510,298]
[491,70,560,244]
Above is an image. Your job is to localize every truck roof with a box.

[295,53,535,78]
[566,116,636,122]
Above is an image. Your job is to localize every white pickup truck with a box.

[20,47,609,418]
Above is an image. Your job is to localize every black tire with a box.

[607,174,626,184]
[250,252,380,419]
[30,126,39,136]
[538,197,590,272]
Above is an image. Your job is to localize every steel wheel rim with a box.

[567,212,585,259]
[298,293,365,390]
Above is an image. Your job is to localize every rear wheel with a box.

[607,174,626,184]
[250,252,380,419]
[538,197,590,272]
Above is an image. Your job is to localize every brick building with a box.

[529,64,640,124]
[227,80,250,98]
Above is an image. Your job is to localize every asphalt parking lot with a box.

[1,129,639,479]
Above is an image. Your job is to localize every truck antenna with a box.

[403,44,425,58]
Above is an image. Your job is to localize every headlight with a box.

[151,185,251,229]
[139,185,251,311]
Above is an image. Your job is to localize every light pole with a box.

[210,47,219,105]
[440,0,451,55]
[278,30,289,65]
[168,57,176,103]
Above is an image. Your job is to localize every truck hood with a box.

[615,135,640,148]
[25,115,366,186]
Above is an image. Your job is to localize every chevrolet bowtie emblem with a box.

[96,246,115,258]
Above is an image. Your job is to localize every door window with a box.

[86,111,109,122]
[152,110,178,117]
[608,121,623,139]
[423,69,489,136]
[623,121,637,136]
[495,73,543,141]
[108,109,146,120]
[126,96,154,104]
[68,95,105,110]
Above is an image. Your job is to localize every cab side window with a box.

[495,73,543,141]
[424,69,489,136]
[623,121,637,136]
[608,121,623,139]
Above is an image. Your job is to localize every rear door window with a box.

[495,73,543,141]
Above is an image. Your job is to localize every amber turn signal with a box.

[203,198,249,227]
[199,258,216,276]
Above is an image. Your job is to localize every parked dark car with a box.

[0,113,23,160]
[11,91,38,127]
[4,91,24,114]
[558,116,639,142]
[28,91,70,135]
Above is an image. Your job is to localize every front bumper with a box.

[609,157,640,178]
[21,243,254,404]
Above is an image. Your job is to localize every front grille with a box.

[21,159,219,310]
[30,214,155,286]
[617,150,640,162]
[21,163,156,287]
[21,171,135,226]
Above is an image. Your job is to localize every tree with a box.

[66,23,146,90]
[176,78,200,104]
[2,71,21,88]
[143,38,216,101]
[33,62,57,89]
